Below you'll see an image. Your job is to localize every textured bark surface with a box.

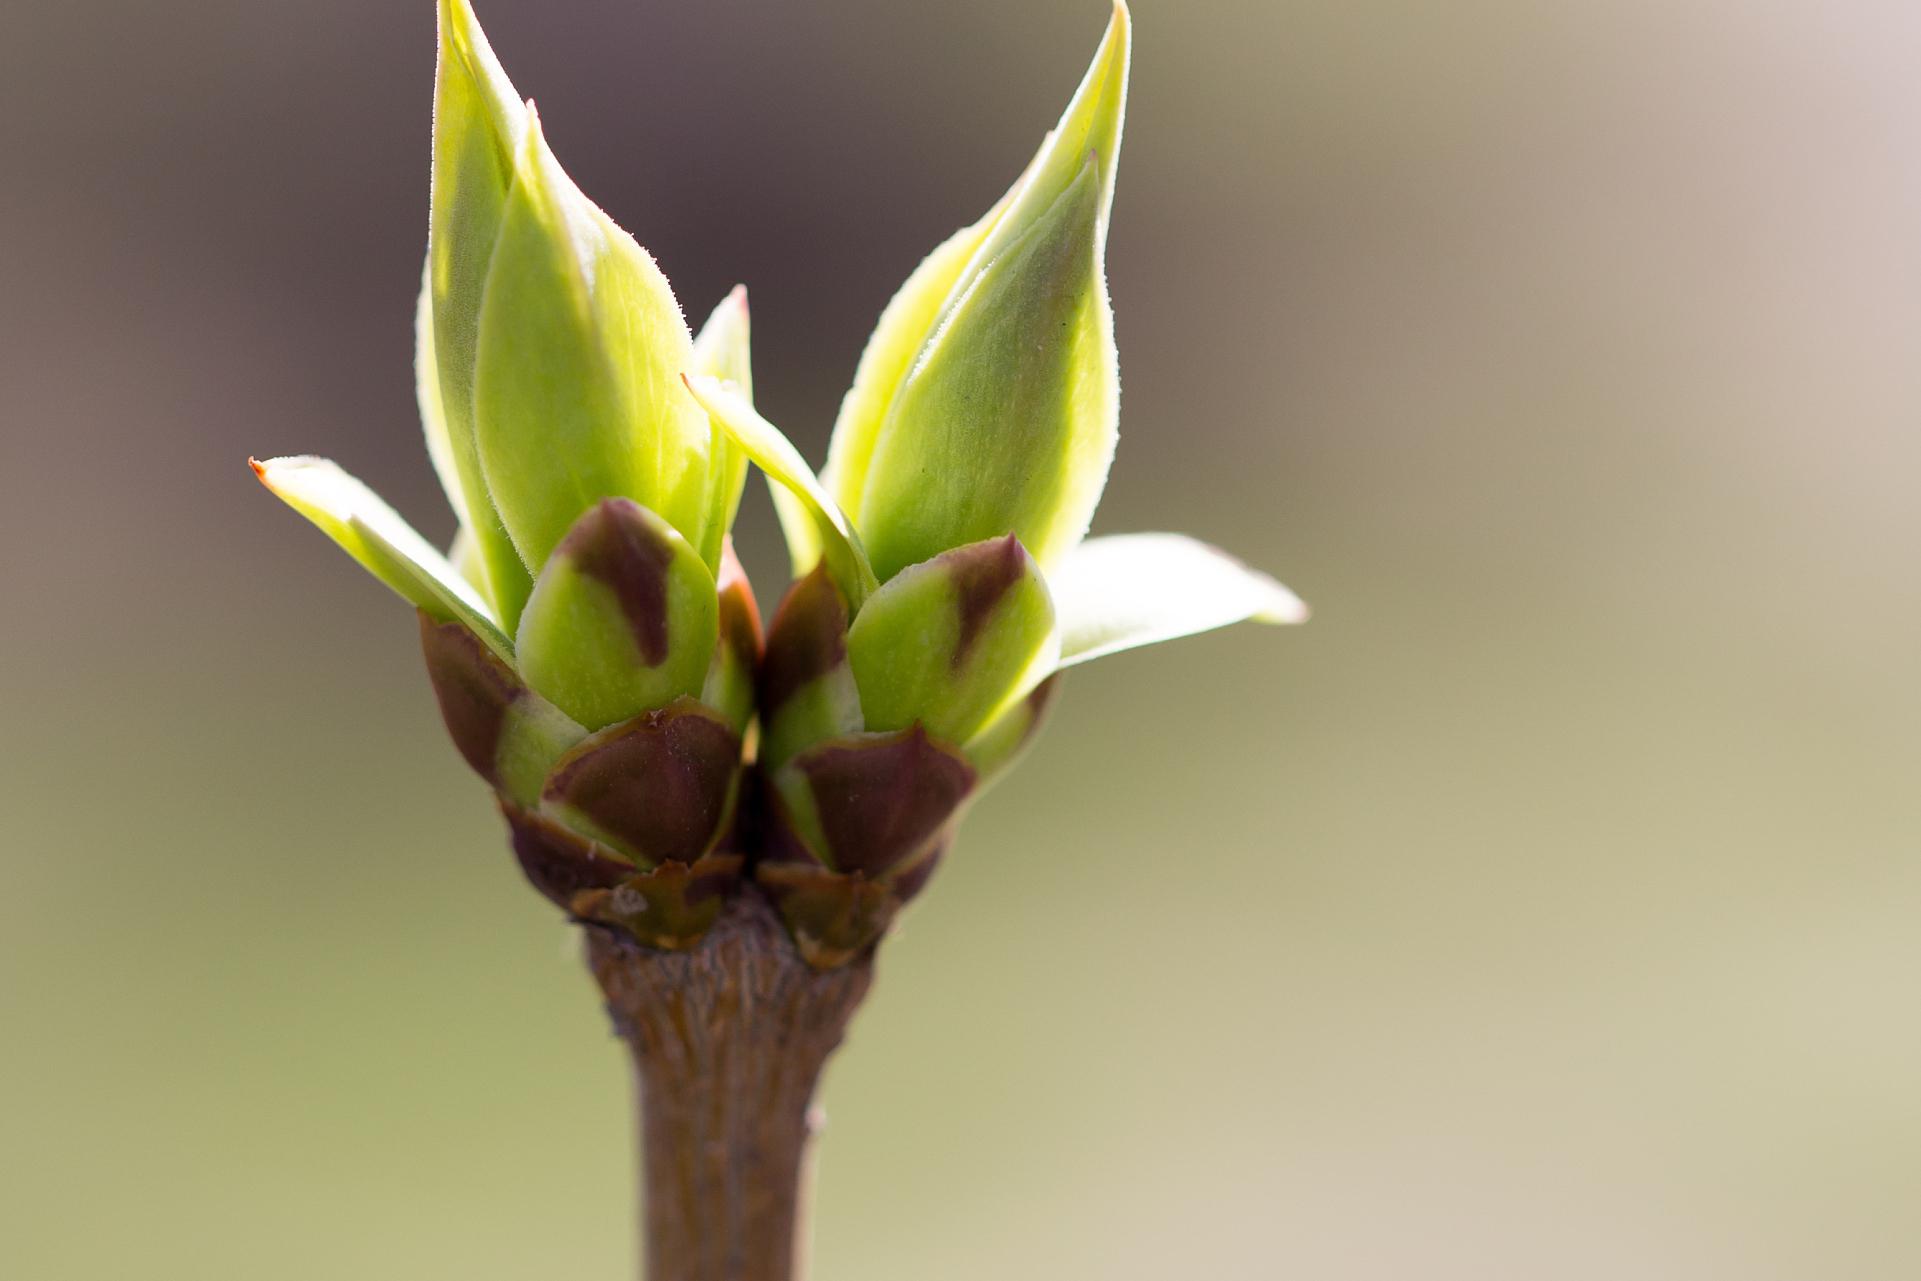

[586,889,875,1281]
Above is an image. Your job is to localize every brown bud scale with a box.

[757,563,850,716]
[419,613,523,784]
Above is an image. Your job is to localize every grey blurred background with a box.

[3,1,1919,1277]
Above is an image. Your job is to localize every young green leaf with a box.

[1050,532,1307,667]
[825,2,1130,584]
[827,3,1129,496]
[427,0,533,628]
[448,525,487,596]
[689,287,754,573]
[962,0,1129,269]
[682,373,879,610]
[816,181,1025,571]
[474,106,712,579]
[415,262,469,532]
[856,157,1114,582]
[251,456,512,658]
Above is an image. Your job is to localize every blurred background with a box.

[4,0,1919,1276]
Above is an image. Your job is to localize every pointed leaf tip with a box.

[1051,532,1306,668]
[824,6,1129,582]
[251,455,511,657]
[438,1,521,140]
[979,0,1129,250]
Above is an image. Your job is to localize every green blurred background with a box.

[4,0,1919,1276]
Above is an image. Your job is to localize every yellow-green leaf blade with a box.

[251,455,512,658]
[473,106,711,576]
[690,286,754,572]
[962,0,1129,274]
[416,259,469,528]
[682,373,879,611]
[427,0,533,628]
[819,3,1130,584]
[856,158,1115,583]
[819,187,1017,546]
[1051,532,1307,667]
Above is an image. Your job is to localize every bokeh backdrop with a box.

[4,1,1919,1277]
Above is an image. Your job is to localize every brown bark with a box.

[586,889,875,1281]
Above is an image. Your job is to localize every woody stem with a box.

[585,890,874,1281]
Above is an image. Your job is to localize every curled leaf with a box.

[817,182,1027,574]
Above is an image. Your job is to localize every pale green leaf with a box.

[447,525,486,596]
[817,183,1020,559]
[820,2,1130,584]
[957,0,1129,272]
[1051,532,1307,667]
[473,105,712,576]
[767,471,823,582]
[682,372,879,611]
[857,158,1115,582]
[251,455,512,658]
[689,286,753,572]
[415,260,469,529]
[428,0,534,628]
